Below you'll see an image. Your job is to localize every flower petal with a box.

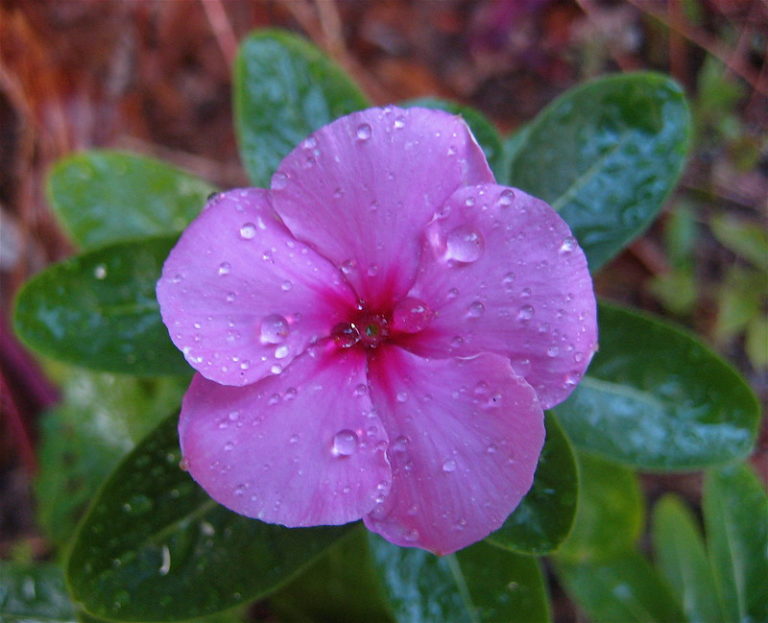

[364,346,544,555]
[402,184,597,409]
[157,189,357,386]
[270,106,495,308]
[179,346,391,527]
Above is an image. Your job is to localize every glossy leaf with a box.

[0,561,76,622]
[13,235,189,376]
[368,535,550,623]
[652,495,724,623]
[554,302,760,469]
[271,528,393,623]
[235,29,369,186]
[557,551,685,623]
[403,97,505,177]
[508,72,691,270]
[48,150,215,250]
[556,452,643,563]
[703,463,768,623]
[67,414,351,621]
[487,412,578,554]
[35,368,186,546]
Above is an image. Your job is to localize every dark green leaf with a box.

[508,72,691,270]
[35,369,186,546]
[652,494,724,623]
[403,98,505,178]
[487,412,578,554]
[235,29,369,186]
[556,452,643,563]
[368,535,550,623]
[48,150,215,250]
[554,302,760,469]
[556,551,685,623]
[13,236,189,376]
[0,561,76,622]
[703,463,768,623]
[271,528,394,623]
[67,414,350,621]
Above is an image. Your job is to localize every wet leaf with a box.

[368,535,550,623]
[67,414,350,621]
[652,495,724,623]
[0,561,76,622]
[487,412,577,554]
[703,463,768,623]
[235,29,369,186]
[13,236,189,376]
[48,150,215,250]
[556,452,643,563]
[554,302,760,469]
[508,72,691,270]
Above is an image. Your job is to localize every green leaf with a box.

[487,412,578,554]
[556,452,643,563]
[746,315,768,368]
[48,150,215,250]
[508,72,691,271]
[556,550,685,623]
[67,414,350,621]
[13,235,189,376]
[403,98,505,178]
[703,463,768,623]
[35,369,186,546]
[0,561,77,622]
[235,29,369,186]
[554,302,760,469]
[271,528,394,623]
[368,535,550,623]
[652,495,724,623]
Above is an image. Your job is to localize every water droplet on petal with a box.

[547,346,560,357]
[442,459,457,473]
[239,223,257,239]
[404,528,420,542]
[331,430,358,457]
[498,189,515,208]
[356,123,372,141]
[517,304,535,321]
[331,322,360,348]
[559,237,576,254]
[445,225,484,263]
[393,116,406,129]
[260,314,289,344]
[289,433,300,444]
[392,297,434,333]
[218,261,231,276]
[396,391,408,403]
[274,345,289,359]
[502,272,515,290]
[466,301,485,318]
[272,171,288,190]
[94,264,107,279]
[280,280,293,292]
[225,291,236,303]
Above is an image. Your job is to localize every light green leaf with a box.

[703,463,768,623]
[652,494,724,623]
[48,150,215,250]
[554,302,760,469]
[0,561,76,623]
[235,29,369,186]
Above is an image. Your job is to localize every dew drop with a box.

[498,189,515,208]
[547,346,560,357]
[272,171,288,190]
[280,280,293,292]
[392,297,434,333]
[447,287,460,300]
[442,459,457,473]
[94,264,107,279]
[396,391,408,403]
[289,433,300,444]
[260,314,289,344]
[466,300,485,318]
[393,116,406,129]
[559,236,576,255]
[573,351,585,363]
[225,291,236,303]
[502,272,515,290]
[356,123,372,141]
[270,364,283,375]
[218,261,231,276]
[331,429,358,457]
[445,225,484,263]
[239,223,257,239]
[331,322,360,348]
[517,304,535,321]
[403,528,420,542]
[274,345,289,359]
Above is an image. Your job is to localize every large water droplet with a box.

[356,123,372,141]
[445,225,484,263]
[331,429,358,457]
[239,223,257,239]
[331,322,360,348]
[497,189,515,208]
[260,314,289,344]
[392,297,434,333]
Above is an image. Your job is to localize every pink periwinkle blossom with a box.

[157,106,597,555]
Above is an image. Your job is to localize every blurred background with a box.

[1,0,766,619]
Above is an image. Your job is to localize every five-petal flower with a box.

[157,106,597,555]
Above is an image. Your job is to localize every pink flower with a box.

[157,106,597,555]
